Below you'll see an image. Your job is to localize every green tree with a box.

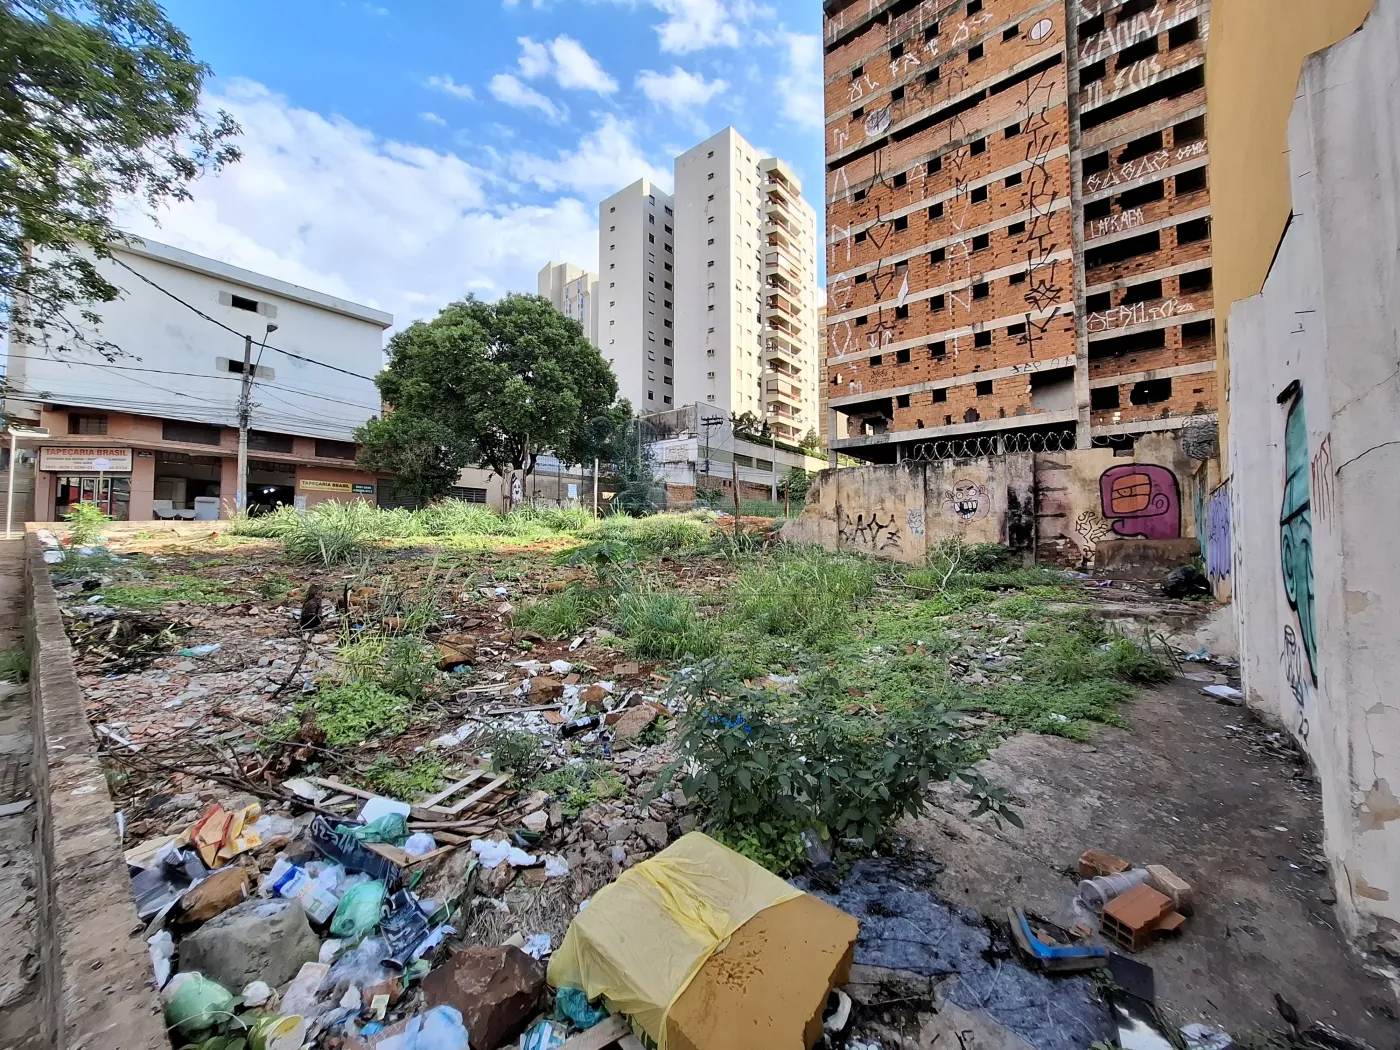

[358,294,619,503]
[1,0,240,348]
[355,413,467,507]
[782,467,811,505]
[799,428,822,454]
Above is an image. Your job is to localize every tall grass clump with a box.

[281,510,367,565]
[728,547,877,648]
[615,585,721,660]
[513,585,610,639]
[630,513,713,553]
[64,502,110,546]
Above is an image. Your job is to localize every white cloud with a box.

[489,73,564,121]
[779,32,823,129]
[548,36,619,93]
[425,74,474,100]
[419,111,447,125]
[116,79,597,328]
[509,113,672,196]
[512,35,618,94]
[636,66,727,113]
[601,0,772,53]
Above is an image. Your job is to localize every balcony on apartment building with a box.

[764,292,801,322]
[763,250,803,284]
[764,332,804,365]
[764,378,804,408]
[766,227,795,253]
[764,310,803,338]
[766,271,801,300]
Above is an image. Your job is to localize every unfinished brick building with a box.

[822,0,1214,461]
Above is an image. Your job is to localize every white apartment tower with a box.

[537,261,599,348]
[597,179,676,412]
[672,129,820,442]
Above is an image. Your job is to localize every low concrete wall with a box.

[784,436,1202,567]
[25,535,166,1048]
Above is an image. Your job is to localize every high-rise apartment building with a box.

[538,261,599,347]
[822,0,1214,461]
[597,179,677,411]
[673,130,822,443]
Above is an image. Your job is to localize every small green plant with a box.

[513,585,608,639]
[100,575,231,610]
[0,647,29,683]
[563,538,637,585]
[615,585,721,660]
[530,760,626,817]
[64,502,110,546]
[364,755,445,800]
[305,681,412,746]
[482,726,548,781]
[336,632,438,700]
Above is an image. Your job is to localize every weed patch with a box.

[305,681,412,746]
[364,755,445,800]
[336,632,439,700]
[530,761,626,817]
[514,586,610,639]
[0,647,28,683]
[726,547,877,649]
[615,586,721,661]
[482,726,547,781]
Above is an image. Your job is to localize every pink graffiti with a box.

[1099,464,1181,540]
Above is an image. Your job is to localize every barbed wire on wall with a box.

[905,428,1077,462]
[1180,415,1221,461]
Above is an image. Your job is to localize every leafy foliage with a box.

[356,413,471,509]
[1,0,240,345]
[358,294,619,502]
[336,632,438,701]
[100,574,229,609]
[364,755,445,801]
[530,760,626,817]
[64,501,109,545]
[306,681,411,746]
[482,726,547,782]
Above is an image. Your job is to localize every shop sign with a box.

[299,479,353,492]
[38,446,133,472]
[352,483,376,495]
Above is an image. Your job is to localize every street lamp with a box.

[236,323,278,514]
[6,425,49,538]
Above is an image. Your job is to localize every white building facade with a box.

[6,237,391,521]
[537,261,599,347]
[596,179,676,412]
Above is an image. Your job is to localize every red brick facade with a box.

[823,0,1214,461]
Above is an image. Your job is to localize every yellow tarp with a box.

[547,832,804,1048]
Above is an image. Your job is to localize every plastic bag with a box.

[328,936,394,996]
[555,986,609,1030]
[377,1004,469,1050]
[403,832,437,856]
[162,972,237,1040]
[520,1019,567,1050]
[330,880,388,939]
[343,814,409,845]
[547,832,803,1047]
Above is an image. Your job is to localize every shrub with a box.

[482,726,548,781]
[364,755,445,800]
[281,512,367,565]
[64,502,110,546]
[667,663,1015,866]
[308,681,412,746]
[531,761,626,817]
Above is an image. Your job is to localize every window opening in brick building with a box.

[974,331,992,347]
[1169,17,1200,48]
[932,387,947,402]
[896,347,911,363]
[1091,386,1121,410]
[1175,167,1207,195]
[1130,378,1172,405]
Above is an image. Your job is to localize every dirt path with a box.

[904,674,1397,1045]
[0,539,40,1050]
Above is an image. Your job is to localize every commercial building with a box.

[5,237,391,521]
[822,0,1215,462]
[1207,0,1398,952]
[538,261,599,347]
[672,129,823,443]
[597,179,677,411]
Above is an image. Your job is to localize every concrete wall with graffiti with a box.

[784,455,1036,564]
[1226,0,1400,952]
[784,436,1202,567]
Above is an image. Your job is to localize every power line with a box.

[109,256,382,383]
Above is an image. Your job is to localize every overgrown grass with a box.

[99,575,232,609]
[0,648,29,683]
[513,585,611,639]
[615,585,722,660]
[727,547,878,649]
[336,632,439,700]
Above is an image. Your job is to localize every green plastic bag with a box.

[330,880,388,940]
[162,971,237,1040]
[555,987,610,1030]
[340,814,409,844]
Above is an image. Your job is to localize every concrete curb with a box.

[25,534,167,1049]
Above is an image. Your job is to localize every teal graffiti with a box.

[1278,382,1316,684]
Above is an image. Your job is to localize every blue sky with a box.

[126,0,825,329]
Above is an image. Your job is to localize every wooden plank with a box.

[559,1016,629,1050]
[435,773,511,815]
[307,777,378,801]
[418,770,485,808]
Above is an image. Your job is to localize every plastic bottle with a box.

[1077,867,1150,909]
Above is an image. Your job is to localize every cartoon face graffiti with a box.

[943,480,991,522]
[1098,465,1181,540]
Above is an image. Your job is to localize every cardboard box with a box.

[665,893,860,1050]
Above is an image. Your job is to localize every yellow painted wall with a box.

[1206,0,1374,465]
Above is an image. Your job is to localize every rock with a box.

[670,786,688,808]
[421,946,546,1050]
[677,814,698,835]
[531,676,565,701]
[521,810,549,833]
[436,642,474,671]
[520,790,552,814]
[638,820,669,850]
[607,821,636,843]
[578,684,609,711]
[480,862,518,898]
[178,898,320,991]
[178,866,249,924]
[611,705,658,747]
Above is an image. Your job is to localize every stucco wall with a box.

[1206,0,1374,467]
[786,437,1202,566]
[1226,0,1400,951]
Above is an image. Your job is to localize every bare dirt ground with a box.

[908,672,1399,1046]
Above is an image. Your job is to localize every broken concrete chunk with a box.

[1145,864,1194,914]
[639,820,669,850]
[531,676,565,701]
[611,705,658,747]
[177,898,321,990]
[522,810,549,833]
[422,946,546,1050]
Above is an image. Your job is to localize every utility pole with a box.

[700,413,723,507]
[730,457,742,535]
[236,323,277,515]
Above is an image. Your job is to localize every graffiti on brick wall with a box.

[942,479,990,522]
[1084,140,1207,194]
[1099,464,1182,540]
[1084,54,1163,109]
[1086,296,1195,334]
[1278,382,1317,684]
[839,508,903,553]
[1087,207,1146,240]
[1075,509,1111,565]
[1205,481,1231,581]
